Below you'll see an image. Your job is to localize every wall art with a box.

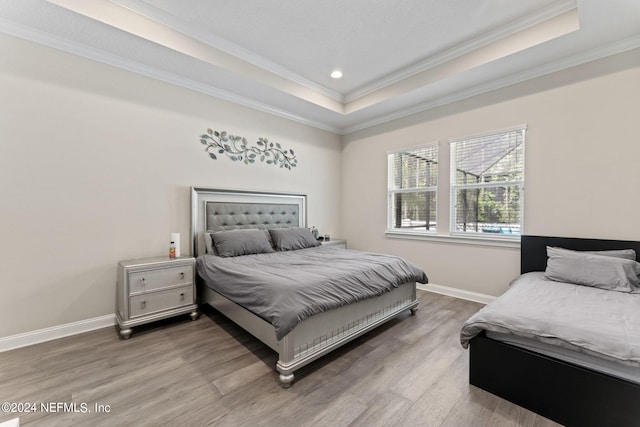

[200,129,297,170]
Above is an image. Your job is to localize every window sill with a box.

[385,230,520,249]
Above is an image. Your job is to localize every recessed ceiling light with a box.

[330,70,343,79]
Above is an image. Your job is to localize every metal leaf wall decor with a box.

[200,129,298,170]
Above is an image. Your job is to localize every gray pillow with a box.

[586,249,637,260]
[212,229,274,257]
[545,246,640,293]
[548,246,636,261]
[205,233,217,255]
[269,227,320,251]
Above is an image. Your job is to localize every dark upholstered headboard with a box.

[191,188,307,257]
[521,235,640,274]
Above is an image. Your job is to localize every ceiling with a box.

[1,0,639,134]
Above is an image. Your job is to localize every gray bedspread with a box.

[460,272,640,364]
[197,246,428,340]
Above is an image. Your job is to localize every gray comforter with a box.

[197,246,428,340]
[460,272,640,364]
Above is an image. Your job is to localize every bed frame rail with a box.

[470,332,640,427]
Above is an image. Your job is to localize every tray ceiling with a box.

[1,0,639,134]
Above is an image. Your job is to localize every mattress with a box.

[461,272,640,379]
[197,246,428,340]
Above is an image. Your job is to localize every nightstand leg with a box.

[119,327,132,339]
[190,310,199,321]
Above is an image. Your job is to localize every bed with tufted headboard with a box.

[191,187,424,386]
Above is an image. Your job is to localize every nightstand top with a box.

[118,255,195,269]
[320,238,346,246]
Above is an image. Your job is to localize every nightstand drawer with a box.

[129,285,194,318]
[129,265,193,294]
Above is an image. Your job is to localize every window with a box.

[388,144,438,232]
[450,126,525,237]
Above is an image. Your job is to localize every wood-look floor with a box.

[0,291,561,427]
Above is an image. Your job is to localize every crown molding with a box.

[341,34,640,135]
[117,0,576,107]
[344,0,577,103]
[112,0,345,103]
[1,8,638,137]
[0,17,342,134]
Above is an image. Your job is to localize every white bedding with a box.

[460,272,640,366]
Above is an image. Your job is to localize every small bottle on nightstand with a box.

[169,241,176,258]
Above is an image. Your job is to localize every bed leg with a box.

[279,373,294,388]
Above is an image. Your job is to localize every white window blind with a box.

[450,126,525,236]
[388,144,438,232]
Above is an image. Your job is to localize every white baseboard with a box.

[0,314,115,353]
[0,417,20,427]
[417,283,496,305]
[0,285,492,352]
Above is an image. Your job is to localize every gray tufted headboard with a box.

[205,202,299,232]
[191,187,307,257]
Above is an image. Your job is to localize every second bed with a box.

[461,235,640,427]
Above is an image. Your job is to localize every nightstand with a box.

[320,238,347,249]
[116,256,198,339]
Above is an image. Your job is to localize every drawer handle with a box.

[180,293,185,301]
[180,272,185,279]
[141,278,147,287]
[140,301,146,309]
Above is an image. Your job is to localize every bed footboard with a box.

[203,282,417,387]
[276,282,417,386]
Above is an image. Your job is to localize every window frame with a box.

[387,142,439,234]
[448,125,526,241]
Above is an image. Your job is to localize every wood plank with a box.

[349,391,413,427]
